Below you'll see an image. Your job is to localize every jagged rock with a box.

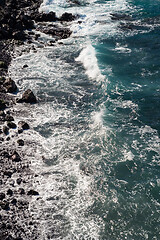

[4,171,12,178]
[27,190,39,196]
[5,115,14,121]
[23,64,28,68]
[33,11,56,22]
[0,193,5,200]
[12,30,26,40]
[17,139,24,146]
[3,125,9,135]
[0,201,10,210]
[0,61,7,69]
[19,188,25,195]
[18,121,30,130]
[3,78,17,93]
[17,89,37,103]
[39,26,72,39]
[110,13,132,21]
[11,198,17,205]
[7,121,17,129]
[16,178,22,185]
[7,189,13,196]
[11,151,21,162]
[0,99,6,110]
[18,128,23,134]
[60,12,77,22]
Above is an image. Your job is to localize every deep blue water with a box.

[10,0,160,239]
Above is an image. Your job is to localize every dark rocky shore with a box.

[0,0,77,239]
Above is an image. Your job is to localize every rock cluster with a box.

[0,0,79,239]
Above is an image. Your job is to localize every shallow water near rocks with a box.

[9,0,160,239]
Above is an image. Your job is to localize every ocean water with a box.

[9,0,160,239]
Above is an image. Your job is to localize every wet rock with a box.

[19,188,25,195]
[12,30,26,40]
[7,189,13,196]
[17,89,37,103]
[110,13,132,21]
[39,26,72,39]
[0,201,10,210]
[17,139,24,146]
[23,64,28,68]
[0,61,7,69]
[0,110,5,117]
[5,115,14,122]
[0,151,9,158]
[33,11,56,22]
[7,121,17,129]
[3,78,17,93]
[18,121,30,130]
[18,128,23,134]
[0,99,6,110]
[16,178,22,185]
[3,125,9,135]
[4,171,13,178]
[11,151,21,162]
[60,12,77,22]
[6,136,10,141]
[11,198,17,205]
[0,192,5,200]
[27,190,39,196]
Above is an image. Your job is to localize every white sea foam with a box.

[75,44,105,82]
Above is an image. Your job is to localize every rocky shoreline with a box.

[0,0,77,239]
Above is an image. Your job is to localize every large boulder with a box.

[17,89,37,103]
[60,12,77,22]
[3,78,17,93]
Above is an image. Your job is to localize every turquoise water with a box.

[10,0,160,239]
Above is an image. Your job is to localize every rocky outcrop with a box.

[3,78,17,93]
[60,12,77,22]
[17,89,37,103]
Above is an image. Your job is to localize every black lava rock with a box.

[7,121,17,129]
[27,190,39,196]
[17,139,24,146]
[18,121,30,130]
[17,89,37,103]
[3,125,9,135]
[11,151,21,162]
[7,189,13,196]
[0,192,5,200]
[3,78,17,93]
[16,178,22,185]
